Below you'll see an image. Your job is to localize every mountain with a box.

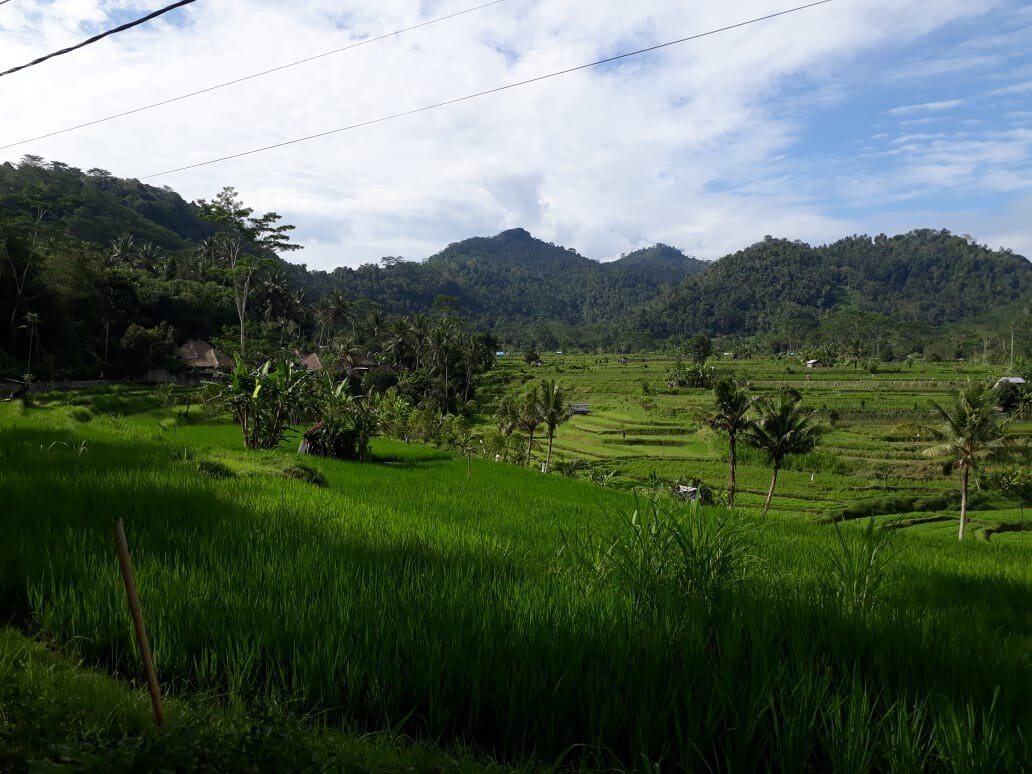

[312,228,707,327]
[639,231,1032,343]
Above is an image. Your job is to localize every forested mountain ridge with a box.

[308,228,708,326]
[0,158,215,249]
[640,232,1032,341]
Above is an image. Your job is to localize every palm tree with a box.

[108,233,135,268]
[407,314,432,370]
[518,387,544,467]
[537,379,568,473]
[317,292,354,345]
[922,382,1012,540]
[746,392,822,518]
[493,392,520,462]
[381,318,411,369]
[702,378,754,509]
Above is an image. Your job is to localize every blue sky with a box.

[775,2,1032,241]
[1,0,1029,266]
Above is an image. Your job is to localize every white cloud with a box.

[0,0,1016,267]
[888,99,965,115]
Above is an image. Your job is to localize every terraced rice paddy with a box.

[493,355,1031,535]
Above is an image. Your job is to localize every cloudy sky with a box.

[1,0,1030,268]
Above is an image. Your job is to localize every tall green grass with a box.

[3,401,1032,770]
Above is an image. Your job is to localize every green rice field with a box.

[493,354,1031,534]
[1,362,1031,771]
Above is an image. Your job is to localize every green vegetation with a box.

[1,370,1032,770]
[2,156,1031,770]
[0,628,504,772]
[3,159,1030,381]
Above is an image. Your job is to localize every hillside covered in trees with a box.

[636,233,1032,358]
[1,157,1030,377]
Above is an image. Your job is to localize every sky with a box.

[1,0,1030,269]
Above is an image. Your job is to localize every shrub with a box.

[824,518,900,620]
[560,495,756,618]
[283,463,328,487]
[197,460,236,480]
[68,407,93,423]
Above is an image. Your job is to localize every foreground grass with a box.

[3,396,1032,770]
[0,628,505,772]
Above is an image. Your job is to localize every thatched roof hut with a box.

[176,340,232,371]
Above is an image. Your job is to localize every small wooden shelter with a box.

[176,340,233,372]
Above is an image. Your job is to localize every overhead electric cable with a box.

[0,0,507,151]
[0,0,196,79]
[144,0,834,179]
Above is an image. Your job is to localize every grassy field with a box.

[1,370,1031,771]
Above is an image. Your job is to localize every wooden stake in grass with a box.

[114,519,164,727]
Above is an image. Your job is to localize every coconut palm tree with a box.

[518,387,544,467]
[317,292,354,345]
[922,382,1013,540]
[537,379,568,473]
[746,392,823,518]
[493,392,520,462]
[702,378,754,509]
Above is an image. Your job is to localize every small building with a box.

[805,359,824,369]
[996,376,1027,387]
[176,340,233,372]
[569,403,590,415]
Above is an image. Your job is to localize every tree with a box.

[686,334,712,364]
[493,392,520,462]
[922,382,1013,540]
[317,292,354,344]
[518,387,543,466]
[537,379,568,473]
[746,392,822,518]
[702,378,754,509]
[196,187,301,358]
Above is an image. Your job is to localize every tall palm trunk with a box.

[959,465,969,540]
[544,432,555,474]
[762,465,780,518]
[526,429,535,466]
[727,432,737,509]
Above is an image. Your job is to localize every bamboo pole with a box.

[114,519,164,726]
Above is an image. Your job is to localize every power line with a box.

[145,0,835,179]
[0,0,196,79]
[0,0,507,151]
